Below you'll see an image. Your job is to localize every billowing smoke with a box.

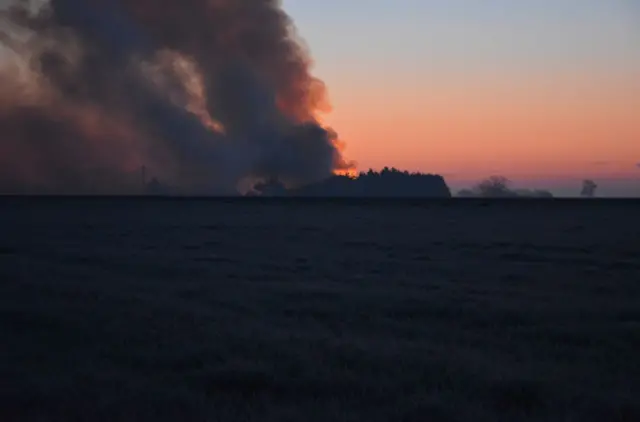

[0,0,353,194]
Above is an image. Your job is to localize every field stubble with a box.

[0,198,639,421]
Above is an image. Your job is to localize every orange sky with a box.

[284,0,640,193]
[323,68,640,183]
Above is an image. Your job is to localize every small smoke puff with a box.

[636,162,640,169]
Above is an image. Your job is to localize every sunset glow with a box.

[284,0,640,195]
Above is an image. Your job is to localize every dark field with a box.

[1,198,639,421]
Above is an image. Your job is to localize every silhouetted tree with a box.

[581,179,597,198]
[474,176,515,197]
[457,176,553,198]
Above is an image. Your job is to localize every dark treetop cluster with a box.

[251,167,451,198]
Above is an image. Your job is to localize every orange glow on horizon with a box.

[319,68,640,182]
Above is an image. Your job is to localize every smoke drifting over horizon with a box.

[0,0,353,194]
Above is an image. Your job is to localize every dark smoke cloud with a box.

[0,0,353,194]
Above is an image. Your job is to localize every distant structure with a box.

[581,179,598,198]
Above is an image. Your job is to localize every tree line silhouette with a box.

[142,168,603,198]
[253,167,451,197]
[456,176,554,198]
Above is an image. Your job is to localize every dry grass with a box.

[0,198,638,421]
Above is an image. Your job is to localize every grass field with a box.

[1,198,639,421]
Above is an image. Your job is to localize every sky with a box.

[283,0,640,196]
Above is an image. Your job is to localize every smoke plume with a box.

[0,0,353,194]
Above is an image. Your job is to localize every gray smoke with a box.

[0,0,353,194]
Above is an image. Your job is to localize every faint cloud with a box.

[589,160,612,167]
[636,162,640,169]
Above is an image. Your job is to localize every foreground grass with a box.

[1,199,639,421]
